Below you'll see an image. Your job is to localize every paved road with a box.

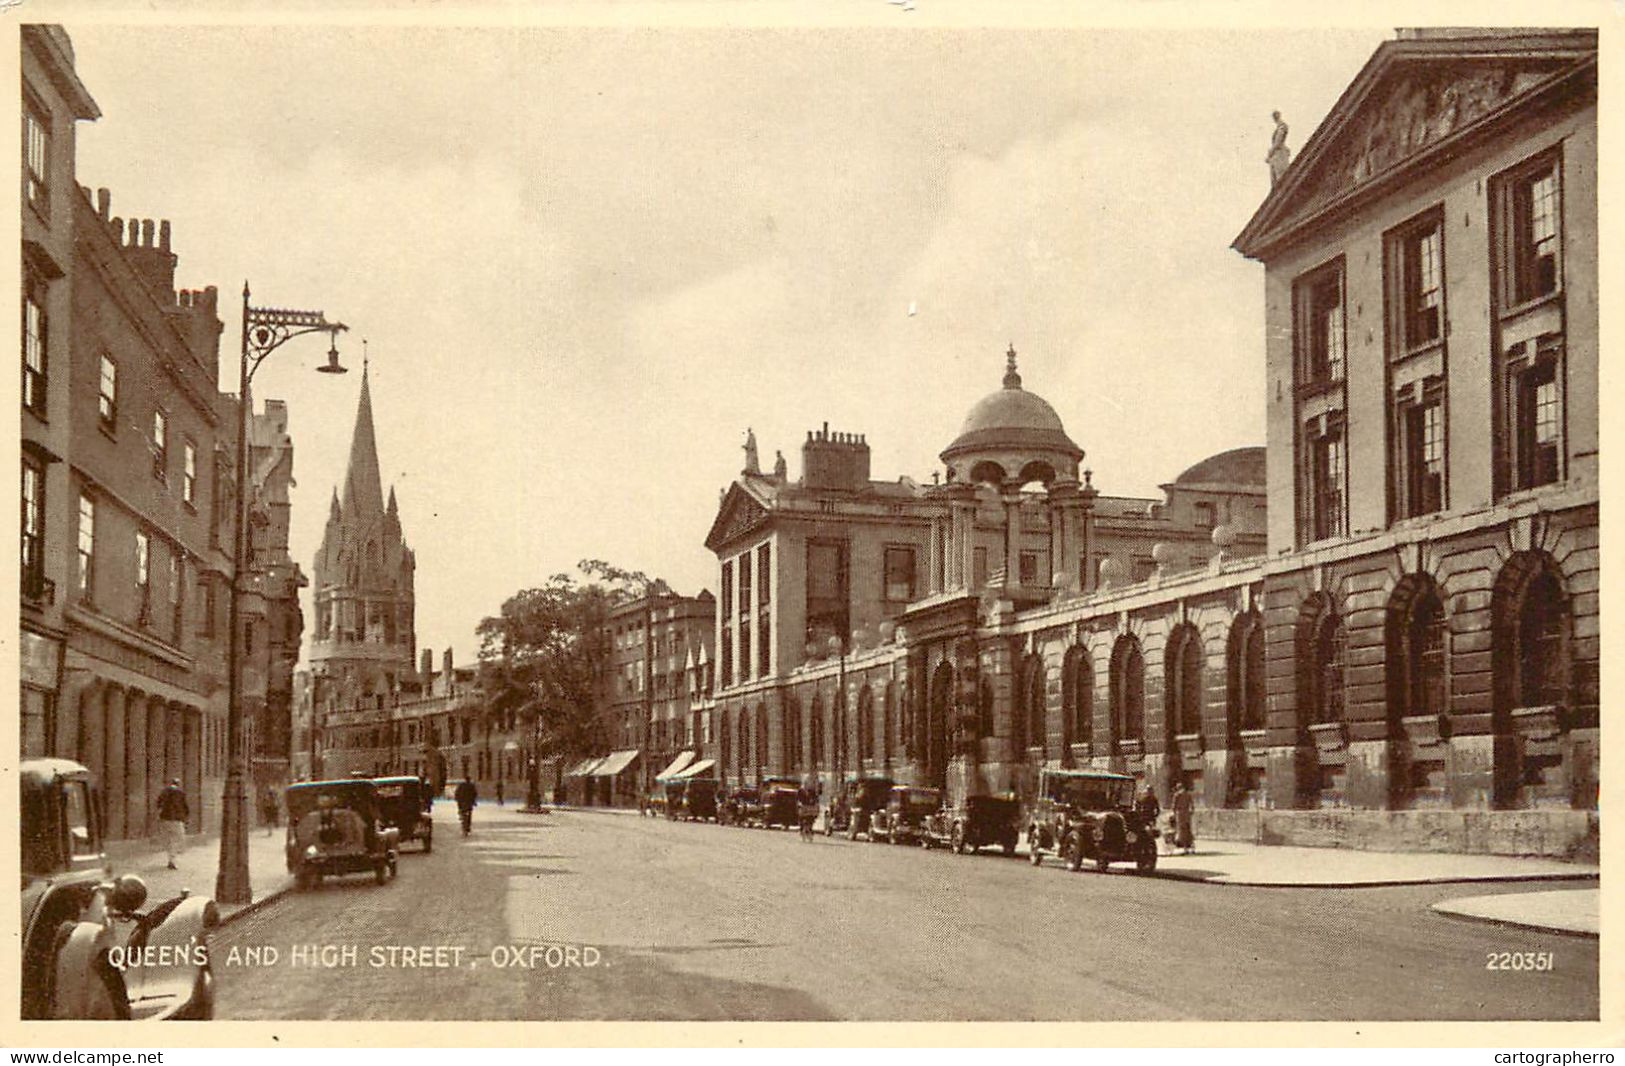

[214,805,1597,1021]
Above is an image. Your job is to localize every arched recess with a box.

[969,460,1008,486]
[783,695,801,774]
[1165,623,1206,743]
[1295,593,1346,729]
[1386,575,1448,723]
[1017,459,1057,486]
[1061,645,1093,765]
[927,661,954,790]
[808,694,824,771]
[1109,635,1145,747]
[856,686,875,769]
[755,702,769,775]
[1226,611,1266,739]
[736,707,752,782]
[1490,550,1572,808]
[1016,654,1044,760]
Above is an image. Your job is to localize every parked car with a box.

[663,778,689,821]
[922,794,1021,855]
[20,758,217,1020]
[285,779,400,889]
[1025,768,1158,872]
[372,776,433,853]
[868,785,944,845]
[719,786,763,827]
[679,778,720,821]
[825,776,894,839]
[761,781,801,830]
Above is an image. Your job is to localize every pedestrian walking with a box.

[156,778,189,869]
[1172,780,1197,855]
[496,779,505,806]
[455,777,478,835]
[261,785,280,836]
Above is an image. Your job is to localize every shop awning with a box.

[655,750,695,780]
[565,757,605,778]
[674,758,715,779]
[590,749,641,778]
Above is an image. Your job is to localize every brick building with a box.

[688,29,1598,857]
[20,26,303,839]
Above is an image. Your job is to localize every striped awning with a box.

[590,749,640,778]
[565,757,605,778]
[674,758,715,779]
[655,750,695,780]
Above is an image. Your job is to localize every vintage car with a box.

[662,778,689,821]
[922,794,1021,855]
[678,778,720,821]
[868,785,944,845]
[1025,768,1158,872]
[761,779,801,830]
[372,776,433,853]
[718,786,763,826]
[824,776,894,839]
[285,779,400,889]
[21,759,217,1021]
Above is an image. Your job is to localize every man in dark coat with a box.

[156,779,189,869]
[454,777,477,832]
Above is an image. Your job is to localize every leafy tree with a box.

[477,560,659,806]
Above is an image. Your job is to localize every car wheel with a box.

[1002,835,1017,857]
[376,862,388,885]
[296,867,315,891]
[1063,833,1084,872]
[423,834,432,854]
[951,823,966,854]
[1096,852,1111,874]
[1137,841,1158,872]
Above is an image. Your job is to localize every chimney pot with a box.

[110,216,122,238]
[96,188,110,219]
[159,220,171,251]
[141,219,155,247]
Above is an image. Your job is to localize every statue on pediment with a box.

[1267,111,1292,186]
[742,427,761,476]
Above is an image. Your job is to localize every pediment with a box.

[704,482,771,552]
[1236,34,1595,258]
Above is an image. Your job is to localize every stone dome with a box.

[941,347,1083,480]
[1173,446,1266,487]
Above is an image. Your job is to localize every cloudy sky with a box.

[64,11,1396,665]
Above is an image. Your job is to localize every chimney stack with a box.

[801,423,872,492]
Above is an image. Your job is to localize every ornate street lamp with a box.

[217,282,348,905]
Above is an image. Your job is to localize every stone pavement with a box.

[1143,839,1599,887]
[104,824,294,924]
[1431,887,1599,937]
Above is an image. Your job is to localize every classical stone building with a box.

[1231,28,1598,831]
[690,29,1598,857]
[306,364,418,746]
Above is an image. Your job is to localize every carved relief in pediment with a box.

[711,490,769,546]
[1292,63,1561,222]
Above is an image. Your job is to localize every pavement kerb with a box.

[1143,870,1599,889]
[218,880,295,927]
[1429,904,1600,939]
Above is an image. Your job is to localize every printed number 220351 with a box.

[1486,951,1555,971]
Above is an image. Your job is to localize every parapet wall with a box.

[1193,808,1598,861]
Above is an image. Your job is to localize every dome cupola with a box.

[940,345,1083,486]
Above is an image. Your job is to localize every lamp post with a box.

[217,282,348,905]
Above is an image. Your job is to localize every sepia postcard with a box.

[7,0,1619,1050]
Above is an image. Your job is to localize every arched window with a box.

[783,698,801,773]
[809,696,824,769]
[755,703,769,772]
[1020,656,1044,759]
[737,708,751,779]
[1167,624,1205,738]
[1388,583,1447,719]
[1062,646,1093,757]
[1310,611,1346,725]
[1227,613,1266,734]
[882,684,895,768]
[1111,636,1145,744]
[857,687,874,766]
[1518,570,1568,708]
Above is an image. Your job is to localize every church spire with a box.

[340,361,386,518]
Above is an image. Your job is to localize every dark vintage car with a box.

[824,776,893,839]
[1025,768,1158,873]
[761,779,801,830]
[21,759,217,1020]
[678,778,720,821]
[718,786,763,826]
[286,780,400,889]
[662,778,689,820]
[372,776,433,853]
[868,786,943,845]
[922,794,1021,855]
